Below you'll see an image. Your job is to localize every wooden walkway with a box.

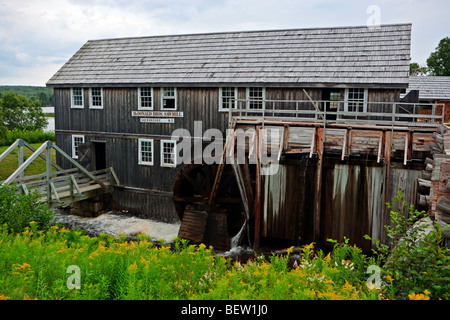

[0,139,120,208]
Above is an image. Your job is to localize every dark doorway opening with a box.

[92,141,106,170]
[322,89,342,121]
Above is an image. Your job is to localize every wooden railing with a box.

[0,139,120,207]
[227,98,445,127]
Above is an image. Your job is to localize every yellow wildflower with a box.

[408,292,430,300]
[127,261,138,272]
[15,263,31,270]
[385,274,394,282]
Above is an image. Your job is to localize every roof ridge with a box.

[86,23,412,43]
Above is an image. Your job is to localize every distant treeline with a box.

[0,86,53,107]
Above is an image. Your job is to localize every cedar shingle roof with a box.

[405,76,450,100]
[47,23,412,88]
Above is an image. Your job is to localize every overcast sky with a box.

[0,0,448,86]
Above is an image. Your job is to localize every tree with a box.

[410,62,428,76]
[427,37,450,76]
[0,90,48,131]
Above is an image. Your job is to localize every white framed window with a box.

[161,87,177,110]
[160,140,177,167]
[89,88,103,109]
[71,135,85,159]
[219,87,238,111]
[344,88,368,113]
[71,88,84,108]
[138,87,154,110]
[246,87,265,109]
[138,138,154,166]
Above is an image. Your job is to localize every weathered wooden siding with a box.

[321,162,385,250]
[262,160,315,242]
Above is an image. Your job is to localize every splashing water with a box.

[53,211,181,243]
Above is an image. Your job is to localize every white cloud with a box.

[0,0,449,85]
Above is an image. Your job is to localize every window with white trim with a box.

[71,135,85,159]
[161,140,177,167]
[246,87,265,109]
[219,87,237,111]
[89,88,103,109]
[161,87,177,110]
[345,88,368,113]
[71,88,84,108]
[138,87,153,110]
[138,138,154,165]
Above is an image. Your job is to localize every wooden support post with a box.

[46,141,52,201]
[253,125,262,249]
[309,128,316,158]
[313,127,324,242]
[403,133,409,166]
[383,130,393,242]
[341,129,348,161]
[377,131,383,164]
[18,140,24,179]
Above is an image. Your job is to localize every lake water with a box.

[42,106,55,132]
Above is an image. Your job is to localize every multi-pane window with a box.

[138,87,153,110]
[71,88,84,108]
[161,87,176,110]
[138,138,154,165]
[219,87,237,111]
[345,88,367,113]
[71,135,85,159]
[246,87,265,109]
[161,140,177,167]
[329,91,341,110]
[90,88,103,109]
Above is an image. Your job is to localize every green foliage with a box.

[366,190,450,300]
[427,37,450,76]
[0,184,54,234]
[0,90,48,133]
[0,129,55,146]
[0,86,53,107]
[410,62,428,76]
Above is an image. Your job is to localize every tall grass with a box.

[0,225,380,300]
[0,129,55,146]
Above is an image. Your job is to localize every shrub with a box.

[0,129,55,146]
[367,190,450,300]
[0,184,54,233]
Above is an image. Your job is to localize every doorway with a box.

[322,89,342,120]
[92,141,106,170]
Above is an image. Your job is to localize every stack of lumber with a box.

[421,125,450,246]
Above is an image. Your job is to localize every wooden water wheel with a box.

[173,163,248,250]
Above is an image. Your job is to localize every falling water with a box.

[220,221,253,258]
[53,210,181,243]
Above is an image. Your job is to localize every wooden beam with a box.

[341,129,348,161]
[383,130,392,242]
[309,127,316,158]
[377,131,383,163]
[2,141,48,185]
[404,132,408,166]
[253,125,262,249]
[0,139,20,163]
[313,127,324,242]
[52,143,106,189]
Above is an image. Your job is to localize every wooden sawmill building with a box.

[46,23,445,250]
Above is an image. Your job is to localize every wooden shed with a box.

[46,23,444,250]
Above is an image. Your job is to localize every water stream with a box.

[53,210,181,243]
